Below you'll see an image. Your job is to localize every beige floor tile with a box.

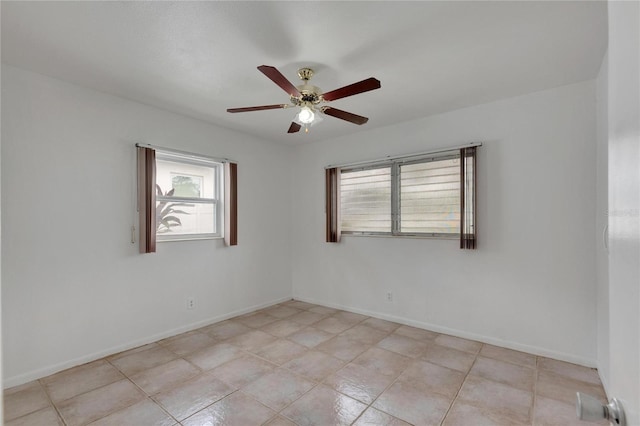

[260,319,307,337]
[332,311,369,325]
[210,354,275,388]
[443,401,529,426]
[3,381,51,421]
[87,399,175,426]
[398,360,466,398]
[324,362,396,404]
[480,344,537,368]
[361,317,401,333]
[314,317,354,334]
[308,306,339,315]
[182,391,276,426]
[243,368,315,410]
[227,329,277,351]
[41,360,125,403]
[352,347,412,378]
[153,371,234,421]
[456,375,533,424]
[200,320,252,340]
[339,324,389,345]
[108,345,177,376]
[287,327,334,348]
[158,331,216,356]
[421,341,477,372]
[316,336,371,361]
[263,305,302,319]
[373,380,452,425]
[281,385,367,426]
[253,339,308,365]
[537,358,601,385]
[283,350,345,382]
[264,415,298,426]
[235,312,279,328]
[470,356,535,392]
[435,334,483,354]
[393,324,439,341]
[536,370,607,405]
[57,379,145,426]
[533,396,608,426]
[377,333,428,358]
[130,358,200,395]
[185,342,244,371]
[5,406,64,426]
[353,407,411,425]
[288,311,326,326]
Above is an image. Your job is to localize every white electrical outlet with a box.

[386,292,393,302]
[187,298,195,310]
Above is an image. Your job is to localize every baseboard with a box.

[293,295,598,368]
[3,296,292,389]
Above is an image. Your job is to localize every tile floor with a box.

[4,300,609,426]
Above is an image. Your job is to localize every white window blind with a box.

[400,158,461,234]
[340,167,391,233]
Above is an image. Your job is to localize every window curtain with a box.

[137,146,156,253]
[325,167,341,243]
[224,162,238,246]
[460,147,477,249]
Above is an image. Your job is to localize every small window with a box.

[334,147,476,241]
[155,151,223,241]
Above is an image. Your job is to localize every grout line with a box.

[36,379,69,426]
[438,343,481,426]
[532,355,540,425]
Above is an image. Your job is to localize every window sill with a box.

[341,232,459,240]
[157,235,223,243]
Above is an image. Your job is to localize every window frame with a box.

[340,151,462,239]
[155,150,224,242]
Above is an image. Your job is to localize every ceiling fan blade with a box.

[257,65,301,98]
[287,122,301,133]
[227,104,288,113]
[323,107,369,125]
[322,77,381,102]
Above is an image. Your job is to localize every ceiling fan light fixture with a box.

[298,106,315,124]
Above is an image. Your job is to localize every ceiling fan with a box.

[227,65,381,134]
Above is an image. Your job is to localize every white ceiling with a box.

[1,1,607,145]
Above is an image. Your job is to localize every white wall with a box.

[605,1,640,422]
[595,51,610,393]
[1,65,292,387]
[291,81,599,365]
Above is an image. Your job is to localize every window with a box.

[155,151,223,241]
[137,145,238,252]
[327,145,478,247]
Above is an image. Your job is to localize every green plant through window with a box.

[156,185,193,233]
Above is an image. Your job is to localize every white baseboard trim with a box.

[293,295,598,368]
[3,296,291,389]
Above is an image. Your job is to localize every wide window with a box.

[327,145,478,247]
[155,151,223,241]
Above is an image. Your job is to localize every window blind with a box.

[400,158,461,234]
[340,166,392,233]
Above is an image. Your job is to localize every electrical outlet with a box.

[386,292,393,302]
[187,297,195,310]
